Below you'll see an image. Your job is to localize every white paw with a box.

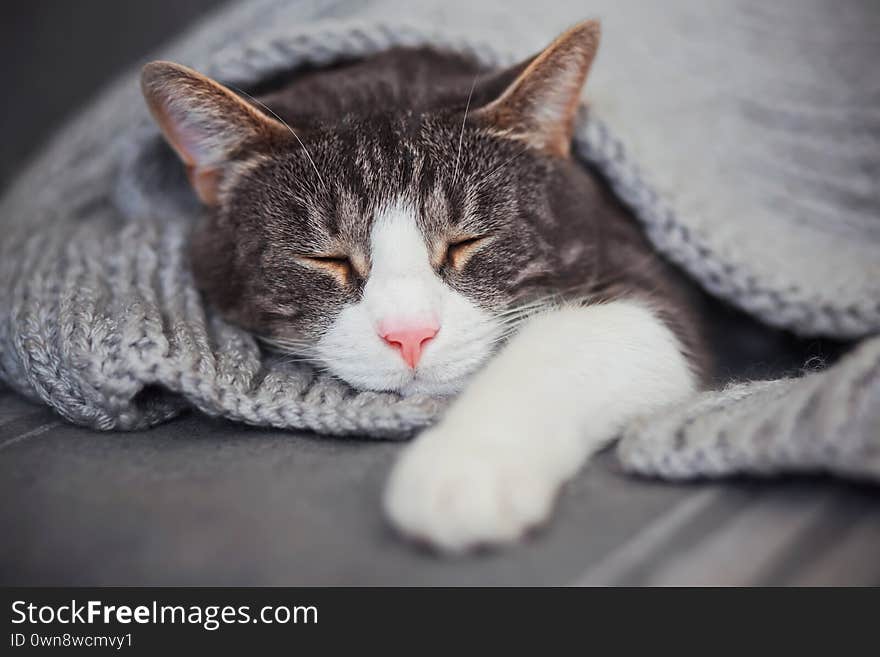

[383,426,560,553]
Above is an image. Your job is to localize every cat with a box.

[141,20,710,553]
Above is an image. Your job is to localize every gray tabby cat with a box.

[141,21,709,553]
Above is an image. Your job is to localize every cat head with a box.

[141,21,601,396]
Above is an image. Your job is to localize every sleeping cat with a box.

[141,20,709,553]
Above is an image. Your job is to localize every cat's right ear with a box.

[469,20,600,158]
[141,61,289,205]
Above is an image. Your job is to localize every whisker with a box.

[257,291,602,381]
[230,85,329,195]
[259,336,312,348]
[452,74,479,187]
[476,143,530,188]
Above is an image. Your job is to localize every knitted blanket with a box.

[1,0,878,481]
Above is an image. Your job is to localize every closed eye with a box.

[297,254,353,284]
[445,235,489,270]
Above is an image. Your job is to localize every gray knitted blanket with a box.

[1,0,878,482]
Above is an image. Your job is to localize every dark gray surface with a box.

[0,0,227,189]
[2,386,879,586]
[1,0,878,586]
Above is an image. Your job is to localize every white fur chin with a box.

[314,198,499,395]
[384,299,698,553]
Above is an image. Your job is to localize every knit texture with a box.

[618,336,880,482]
[1,0,878,478]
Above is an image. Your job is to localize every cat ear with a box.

[470,20,600,157]
[141,61,289,205]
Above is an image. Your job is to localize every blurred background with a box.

[0,0,224,189]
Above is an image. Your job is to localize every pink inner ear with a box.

[186,164,222,206]
[157,109,210,169]
[156,110,225,205]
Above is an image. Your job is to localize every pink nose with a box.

[379,321,439,369]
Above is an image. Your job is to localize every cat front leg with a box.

[383,298,698,553]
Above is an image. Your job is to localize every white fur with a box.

[384,300,697,553]
[315,200,498,396]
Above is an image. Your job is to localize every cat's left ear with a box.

[470,20,600,157]
[141,61,290,205]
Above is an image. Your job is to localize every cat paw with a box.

[383,428,559,553]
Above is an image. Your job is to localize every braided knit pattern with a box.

[618,336,880,482]
[1,0,878,482]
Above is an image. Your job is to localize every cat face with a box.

[311,197,501,396]
[141,21,600,395]
[193,113,555,396]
